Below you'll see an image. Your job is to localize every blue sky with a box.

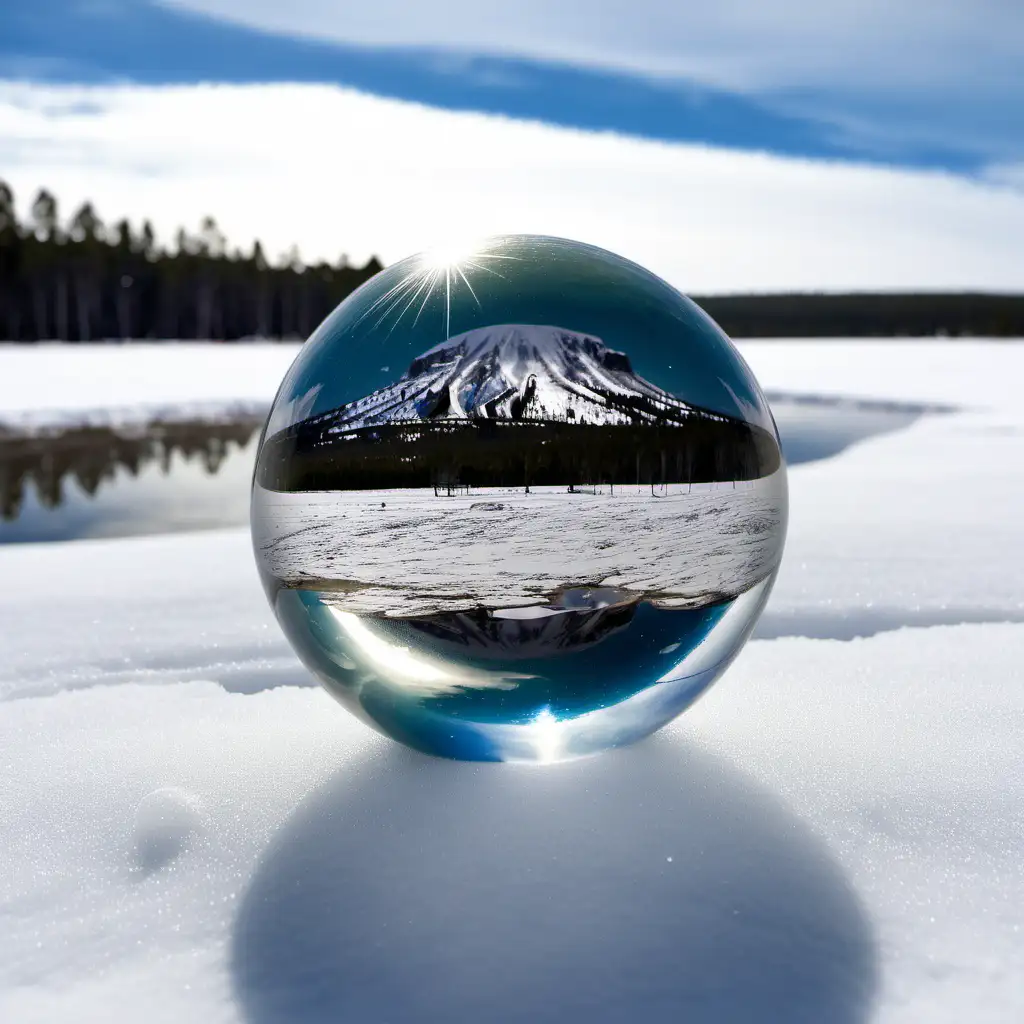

[4,0,1022,175]
[2,1,1022,292]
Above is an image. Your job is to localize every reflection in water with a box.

[0,389,930,549]
[0,418,262,520]
[0,417,263,541]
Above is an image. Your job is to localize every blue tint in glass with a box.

[252,236,787,761]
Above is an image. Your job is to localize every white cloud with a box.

[160,0,1024,98]
[985,163,1024,192]
[2,80,1023,292]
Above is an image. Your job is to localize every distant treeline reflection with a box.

[0,418,262,520]
[257,416,781,493]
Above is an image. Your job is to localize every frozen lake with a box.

[0,417,263,543]
[0,387,931,544]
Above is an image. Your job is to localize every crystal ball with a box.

[252,236,787,762]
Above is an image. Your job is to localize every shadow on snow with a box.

[231,734,877,1024]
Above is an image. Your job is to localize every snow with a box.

[0,342,296,433]
[294,322,756,432]
[2,339,1024,1022]
[133,787,211,872]
[252,477,786,616]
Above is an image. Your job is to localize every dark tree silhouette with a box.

[691,292,1024,338]
[256,412,782,494]
[1,179,1022,341]
[0,181,23,339]
[0,181,382,341]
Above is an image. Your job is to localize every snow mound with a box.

[134,788,209,872]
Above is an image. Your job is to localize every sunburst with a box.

[354,238,520,340]
[529,706,564,763]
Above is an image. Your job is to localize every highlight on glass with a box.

[252,235,787,761]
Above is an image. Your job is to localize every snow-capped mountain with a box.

[293,324,706,436]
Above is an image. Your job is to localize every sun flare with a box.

[421,240,483,271]
[354,237,520,341]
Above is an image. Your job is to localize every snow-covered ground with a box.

[0,343,295,433]
[2,340,1023,1023]
[252,476,786,615]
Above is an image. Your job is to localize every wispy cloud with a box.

[5,1,1021,171]
[2,81,1022,292]
[160,0,1024,164]
[160,1,1022,94]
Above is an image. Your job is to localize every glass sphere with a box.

[252,236,787,762]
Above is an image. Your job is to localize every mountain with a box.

[397,592,639,663]
[256,324,781,492]
[293,324,707,436]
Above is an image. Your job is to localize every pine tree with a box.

[69,201,103,341]
[28,189,59,339]
[0,181,23,339]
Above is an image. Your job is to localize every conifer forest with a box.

[1,181,1021,341]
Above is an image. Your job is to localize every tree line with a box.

[1,181,1022,341]
[256,417,781,493]
[0,181,382,342]
[694,292,1024,338]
